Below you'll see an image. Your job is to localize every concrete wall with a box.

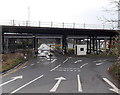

[0,25,2,94]
[0,26,2,54]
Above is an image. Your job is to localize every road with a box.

[1,52,119,94]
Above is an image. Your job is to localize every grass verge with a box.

[0,49,35,73]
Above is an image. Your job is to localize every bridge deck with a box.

[2,26,118,37]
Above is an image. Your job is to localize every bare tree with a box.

[104,0,120,59]
[101,0,120,80]
[115,0,120,63]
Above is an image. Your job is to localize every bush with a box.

[109,62,120,81]
[1,58,23,73]
[67,48,74,54]
[1,49,36,73]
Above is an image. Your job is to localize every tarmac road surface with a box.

[1,52,119,94]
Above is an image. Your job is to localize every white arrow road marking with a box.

[50,64,61,71]
[0,76,23,87]
[103,78,120,94]
[11,75,44,94]
[96,63,103,66]
[74,60,82,64]
[50,77,66,92]
[80,63,88,69]
[77,74,83,92]
[51,59,57,63]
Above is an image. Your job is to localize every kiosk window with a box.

[80,48,84,51]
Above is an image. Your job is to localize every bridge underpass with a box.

[1,25,118,54]
[3,34,62,53]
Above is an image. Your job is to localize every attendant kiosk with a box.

[74,45,87,55]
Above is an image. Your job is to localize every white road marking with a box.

[0,76,23,87]
[80,63,88,69]
[77,74,83,92]
[30,64,35,66]
[63,58,70,63]
[96,62,103,66]
[74,60,82,64]
[93,60,102,62]
[68,57,72,59]
[47,59,53,61]
[37,62,40,63]
[103,78,120,94]
[22,66,27,69]
[11,75,44,94]
[51,59,57,63]
[55,68,82,72]
[50,64,61,71]
[50,77,66,92]
[66,70,69,71]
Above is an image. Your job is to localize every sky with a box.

[0,0,117,25]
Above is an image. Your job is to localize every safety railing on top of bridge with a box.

[0,20,117,30]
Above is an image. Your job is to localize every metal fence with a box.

[0,20,117,30]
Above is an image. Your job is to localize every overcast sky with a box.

[0,0,117,25]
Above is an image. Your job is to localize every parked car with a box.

[46,53,53,58]
[38,51,48,57]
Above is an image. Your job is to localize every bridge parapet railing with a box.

[0,20,117,30]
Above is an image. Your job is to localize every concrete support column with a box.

[90,36,92,54]
[5,38,9,53]
[98,39,101,54]
[95,36,98,54]
[0,26,3,54]
[0,26,2,95]
[109,37,112,51]
[9,39,16,53]
[60,38,62,49]
[104,39,107,51]
[92,36,95,53]
[32,35,38,50]
[2,33,5,54]
[62,35,67,54]
[75,39,77,45]
[87,37,89,54]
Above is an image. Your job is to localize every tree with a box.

[103,0,120,58]
[101,0,120,81]
[110,0,120,81]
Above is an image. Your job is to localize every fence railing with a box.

[0,20,117,30]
